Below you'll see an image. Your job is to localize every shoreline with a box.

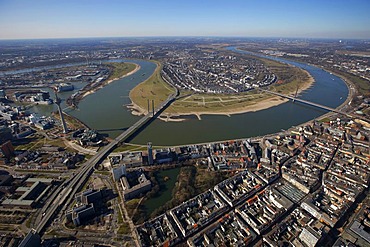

[128,69,315,122]
[81,64,140,99]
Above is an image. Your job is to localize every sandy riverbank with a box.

[128,70,315,122]
[81,64,141,99]
[127,102,147,116]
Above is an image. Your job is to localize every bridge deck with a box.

[259,88,355,118]
[35,90,178,236]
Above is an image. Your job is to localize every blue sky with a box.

[0,0,369,39]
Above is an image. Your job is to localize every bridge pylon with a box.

[293,85,299,102]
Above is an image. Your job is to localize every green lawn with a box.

[106,62,137,81]
[14,134,67,151]
[129,61,175,112]
[113,143,147,153]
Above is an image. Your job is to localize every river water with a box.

[26,49,348,146]
[130,48,348,145]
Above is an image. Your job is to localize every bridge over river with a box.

[19,89,179,246]
[258,88,364,121]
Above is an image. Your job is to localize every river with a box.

[130,47,348,145]
[25,49,348,146]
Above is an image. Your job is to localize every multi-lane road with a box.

[34,91,178,236]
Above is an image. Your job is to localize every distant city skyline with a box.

[0,0,369,40]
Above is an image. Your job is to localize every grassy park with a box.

[129,61,175,112]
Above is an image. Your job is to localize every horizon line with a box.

[1,35,369,42]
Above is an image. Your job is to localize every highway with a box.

[34,90,178,236]
[25,84,346,236]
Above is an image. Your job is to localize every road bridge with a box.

[259,88,364,120]
[32,90,179,237]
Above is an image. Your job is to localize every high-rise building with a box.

[147,142,153,165]
[1,141,14,159]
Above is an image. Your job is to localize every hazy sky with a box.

[0,0,369,40]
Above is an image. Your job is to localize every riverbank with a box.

[128,51,315,122]
[254,51,363,122]
[82,63,140,99]
[177,70,315,121]
[128,60,175,117]
[67,62,140,107]
[52,54,348,147]
[129,67,314,122]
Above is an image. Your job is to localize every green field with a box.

[113,143,147,152]
[129,61,175,112]
[106,62,137,81]
[14,133,67,151]
[166,90,275,115]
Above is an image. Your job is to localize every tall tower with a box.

[147,142,153,165]
[54,88,68,134]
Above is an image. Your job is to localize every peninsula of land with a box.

[128,57,315,121]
